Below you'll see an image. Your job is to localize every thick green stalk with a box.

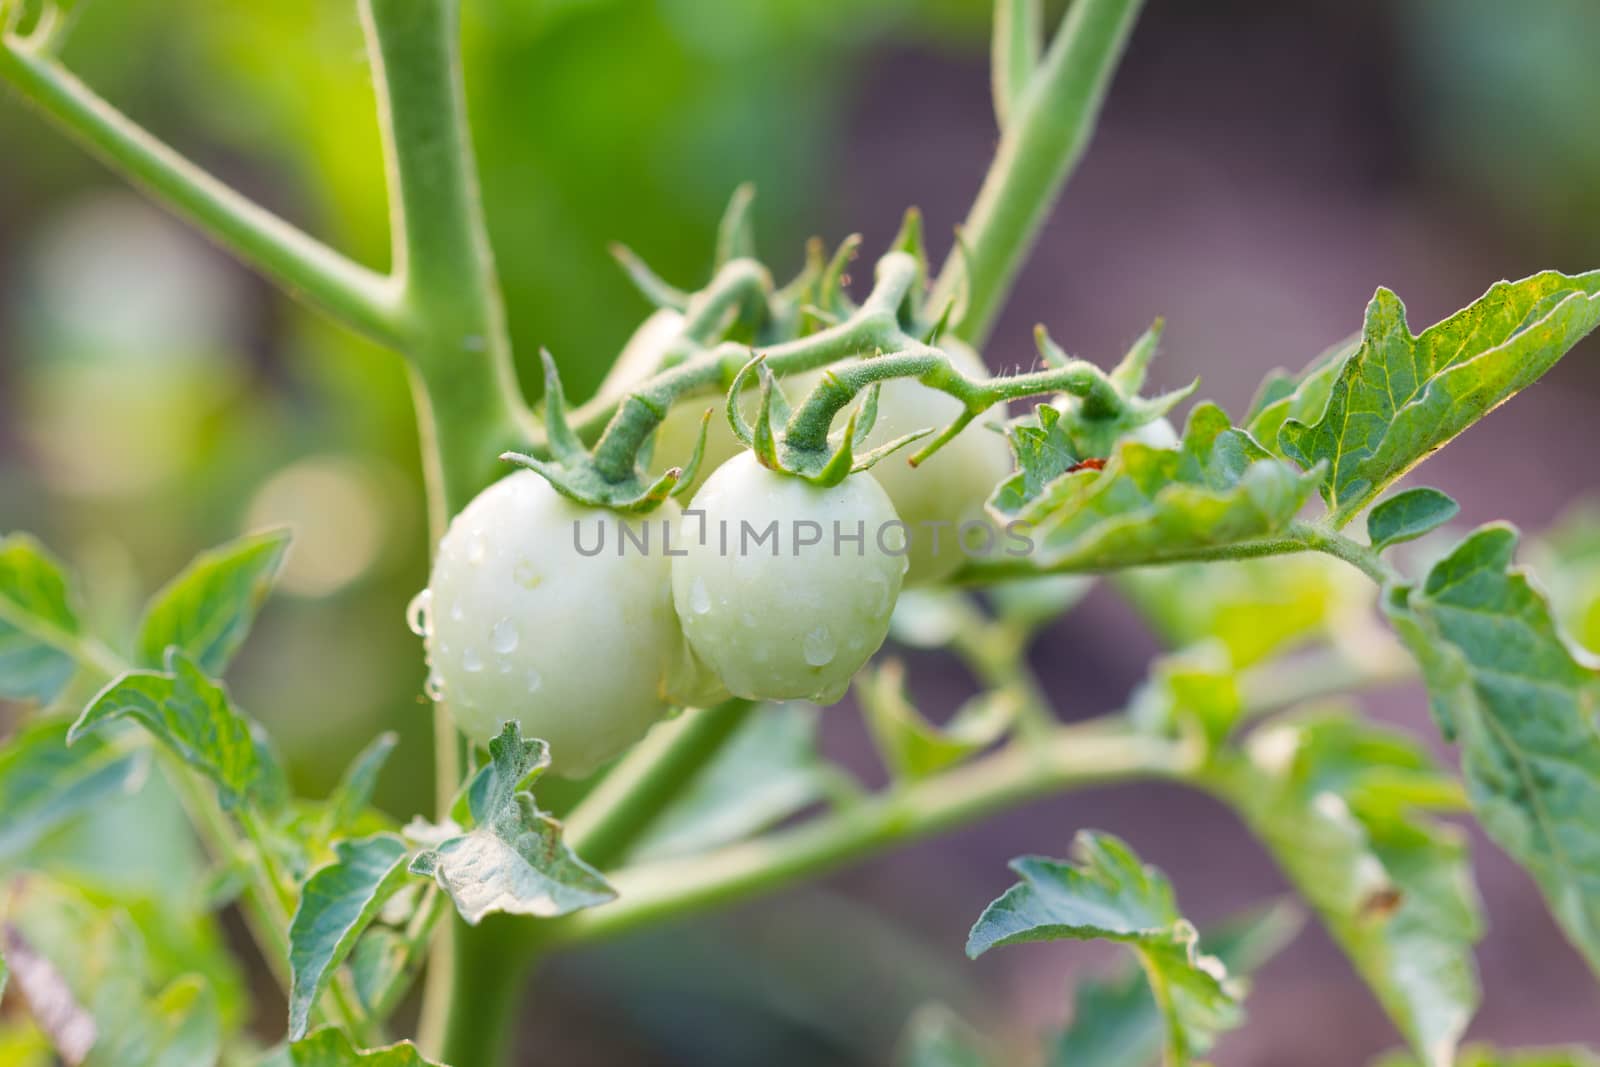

[361,0,531,522]
[930,0,1145,347]
[564,700,756,870]
[358,1,532,1057]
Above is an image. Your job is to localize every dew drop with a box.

[424,670,446,701]
[512,558,541,589]
[490,619,519,654]
[462,647,484,673]
[466,529,486,565]
[406,589,433,637]
[803,625,836,667]
[525,669,543,694]
[450,601,465,622]
[688,577,711,615]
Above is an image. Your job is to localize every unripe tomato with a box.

[797,338,1013,584]
[1128,415,1179,449]
[417,470,681,776]
[672,452,907,703]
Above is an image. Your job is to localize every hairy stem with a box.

[545,722,1187,945]
[931,0,1145,347]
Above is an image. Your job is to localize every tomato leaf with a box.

[1280,271,1600,525]
[324,732,399,837]
[135,530,290,676]
[0,719,148,867]
[1205,711,1480,1067]
[1383,523,1600,979]
[262,1027,444,1066]
[1243,335,1358,456]
[629,704,831,863]
[967,830,1243,1063]
[287,834,413,1040]
[348,928,407,1016]
[0,533,85,705]
[1049,900,1303,1067]
[992,404,1322,572]
[411,722,614,925]
[1367,488,1459,552]
[69,649,287,812]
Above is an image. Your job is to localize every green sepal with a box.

[1367,488,1459,552]
[608,242,689,311]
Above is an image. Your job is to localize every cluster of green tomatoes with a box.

[407,315,1018,776]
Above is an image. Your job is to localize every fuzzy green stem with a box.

[584,257,918,482]
[783,346,1122,454]
[545,723,1187,945]
[931,0,1145,347]
[0,28,403,348]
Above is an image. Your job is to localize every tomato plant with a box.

[3,1,1600,1066]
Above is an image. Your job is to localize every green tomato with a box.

[418,470,680,776]
[797,338,1013,584]
[1128,415,1179,449]
[672,452,907,703]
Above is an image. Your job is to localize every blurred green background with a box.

[3,1,1600,1063]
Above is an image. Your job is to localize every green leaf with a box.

[261,1027,445,1067]
[287,834,412,1040]
[860,660,1014,780]
[1205,711,1480,1067]
[967,831,1243,1063]
[325,732,399,835]
[897,1004,990,1067]
[1367,488,1459,552]
[412,722,614,925]
[1050,900,1304,1067]
[1280,271,1600,524]
[348,928,407,1015]
[0,534,85,705]
[0,718,148,867]
[992,403,1322,572]
[630,704,830,863]
[69,649,286,811]
[135,530,290,675]
[1244,335,1358,456]
[1383,523,1600,978]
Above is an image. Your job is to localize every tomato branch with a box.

[931,0,1146,347]
[0,23,403,349]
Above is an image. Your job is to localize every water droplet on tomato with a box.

[406,589,433,636]
[803,626,835,666]
[466,529,486,565]
[526,669,543,693]
[490,619,519,653]
[688,577,711,615]
[462,647,484,672]
[513,558,541,589]
[425,670,445,700]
